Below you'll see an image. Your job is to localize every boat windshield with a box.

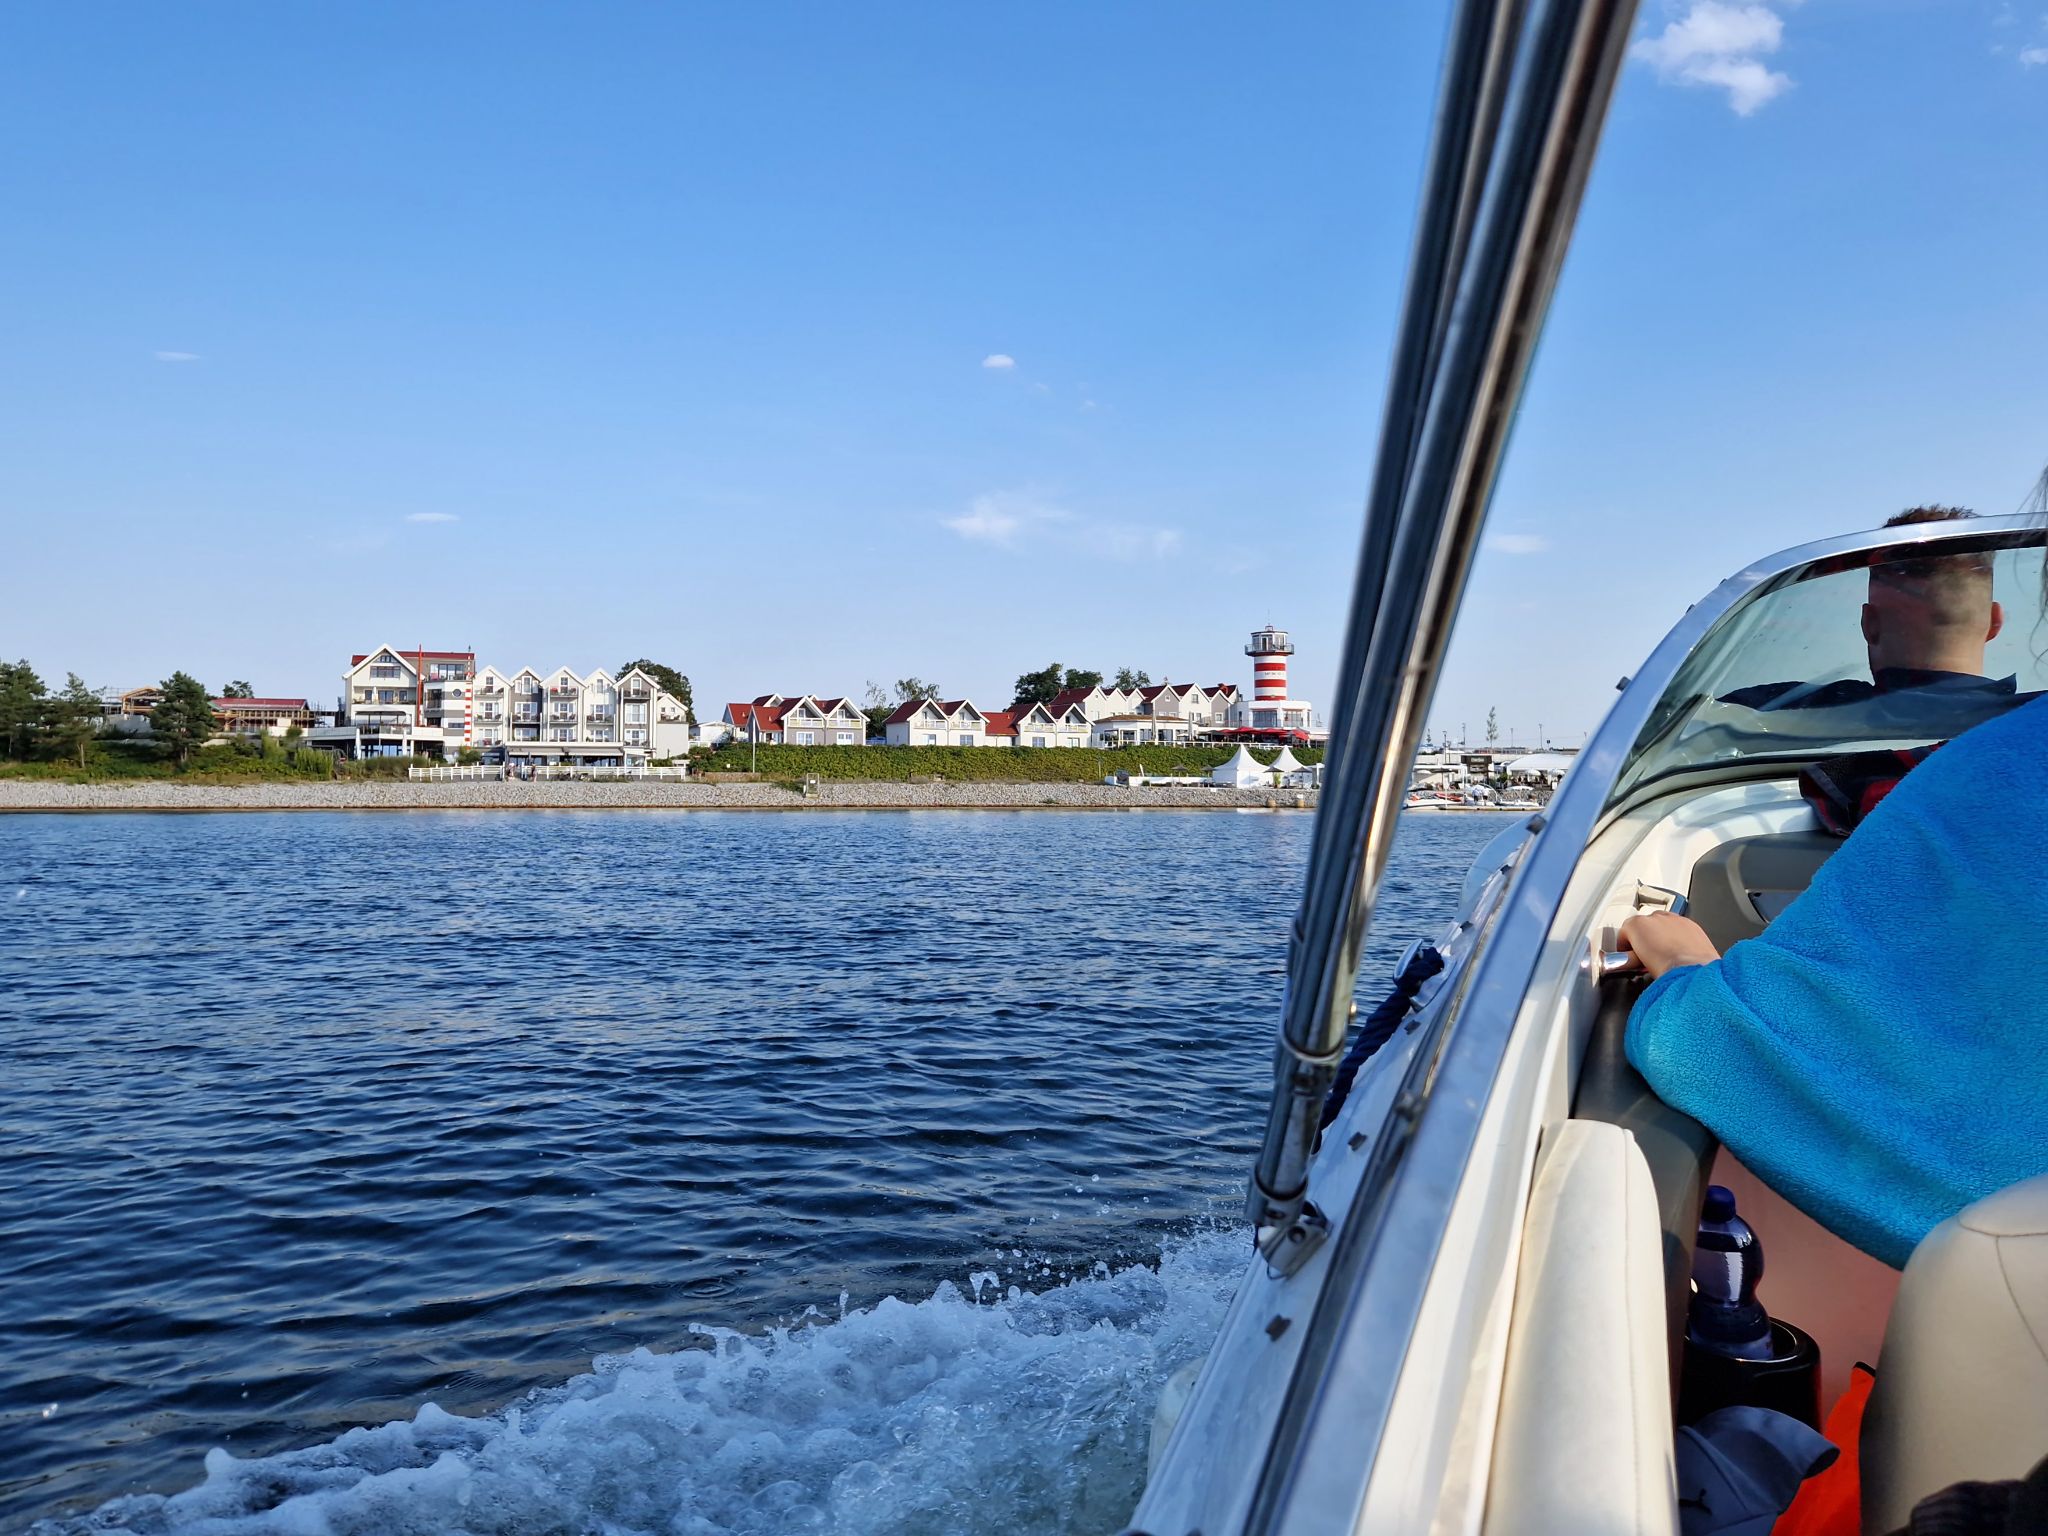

[1610,530,2048,807]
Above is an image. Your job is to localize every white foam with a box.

[53,1229,1247,1536]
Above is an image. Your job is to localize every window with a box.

[371,665,401,680]
[923,733,938,745]
[796,730,816,745]
[958,732,974,746]
[1032,735,1046,748]
[835,731,853,744]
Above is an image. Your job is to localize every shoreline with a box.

[0,780,1320,813]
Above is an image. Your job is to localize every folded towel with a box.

[1627,695,2048,1268]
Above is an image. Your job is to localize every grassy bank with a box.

[0,740,429,785]
[691,742,1322,783]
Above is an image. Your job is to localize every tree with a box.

[0,660,47,759]
[1112,667,1152,691]
[617,659,695,723]
[222,680,254,698]
[861,681,894,739]
[1011,662,1066,711]
[1062,667,1104,691]
[153,672,218,767]
[1485,707,1499,745]
[893,677,941,703]
[51,673,101,768]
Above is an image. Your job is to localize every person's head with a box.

[1862,507,2004,677]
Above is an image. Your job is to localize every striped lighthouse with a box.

[1245,626,1295,704]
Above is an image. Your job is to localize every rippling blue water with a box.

[0,809,1520,1534]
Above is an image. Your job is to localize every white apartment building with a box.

[473,665,691,766]
[1058,681,1245,746]
[884,697,996,747]
[1009,700,1092,748]
[721,694,869,746]
[312,645,476,759]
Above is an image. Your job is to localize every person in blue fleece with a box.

[1620,690,2048,1270]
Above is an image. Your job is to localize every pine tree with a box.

[152,672,218,767]
[51,674,101,768]
[0,660,47,759]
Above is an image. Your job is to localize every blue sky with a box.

[3,1,2044,741]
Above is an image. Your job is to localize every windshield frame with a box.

[1598,513,2045,827]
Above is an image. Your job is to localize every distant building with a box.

[722,694,869,746]
[1009,700,1092,748]
[473,665,690,766]
[115,686,161,717]
[1226,627,1316,737]
[883,697,998,747]
[213,697,318,736]
[308,645,477,759]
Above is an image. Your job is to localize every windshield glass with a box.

[1609,530,2048,807]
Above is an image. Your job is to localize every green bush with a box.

[687,742,1322,783]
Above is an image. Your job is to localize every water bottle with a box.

[1688,1184,1774,1360]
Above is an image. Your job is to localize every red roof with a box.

[726,700,787,732]
[1048,687,1098,712]
[884,698,945,726]
[983,711,1016,737]
[214,697,310,709]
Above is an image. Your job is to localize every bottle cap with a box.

[1702,1184,1737,1221]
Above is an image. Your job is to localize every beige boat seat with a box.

[1860,1173,2048,1534]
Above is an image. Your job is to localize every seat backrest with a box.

[1860,1173,2048,1533]
[1484,1119,1677,1536]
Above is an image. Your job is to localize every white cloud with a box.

[2021,44,2048,65]
[981,353,1016,370]
[405,512,460,524]
[1485,532,1551,556]
[943,496,1028,545]
[1631,2,1793,115]
[153,350,200,362]
[941,492,1177,562]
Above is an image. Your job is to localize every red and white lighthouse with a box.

[1246,626,1295,703]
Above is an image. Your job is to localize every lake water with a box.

[0,808,1521,1535]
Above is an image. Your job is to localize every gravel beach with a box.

[0,779,1317,812]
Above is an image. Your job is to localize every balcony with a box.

[547,685,580,698]
[619,687,651,701]
[586,707,616,720]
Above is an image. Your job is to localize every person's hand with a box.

[1617,912,1722,981]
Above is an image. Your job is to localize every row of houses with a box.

[719,680,1262,749]
[301,646,693,766]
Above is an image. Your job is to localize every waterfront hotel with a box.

[312,646,690,766]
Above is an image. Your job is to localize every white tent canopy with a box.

[1211,745,1270,788]
[1503,751,1575,780]
[1268,746,1306,777]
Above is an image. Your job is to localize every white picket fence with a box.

[408,765,689,782]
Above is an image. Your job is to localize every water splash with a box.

[40,1229,1246,1536]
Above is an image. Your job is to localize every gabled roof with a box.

[1047,687,1101,713]
[725,700,786,732]
[884,698,946,726]
[982,711,1017,737]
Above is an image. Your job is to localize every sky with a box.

[2,1,2044,743]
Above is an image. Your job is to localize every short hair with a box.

[1870,505,1993,614]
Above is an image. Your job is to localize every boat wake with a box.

[40,1229,1246,1536]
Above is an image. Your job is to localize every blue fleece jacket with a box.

[1626,694,2048,1269]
